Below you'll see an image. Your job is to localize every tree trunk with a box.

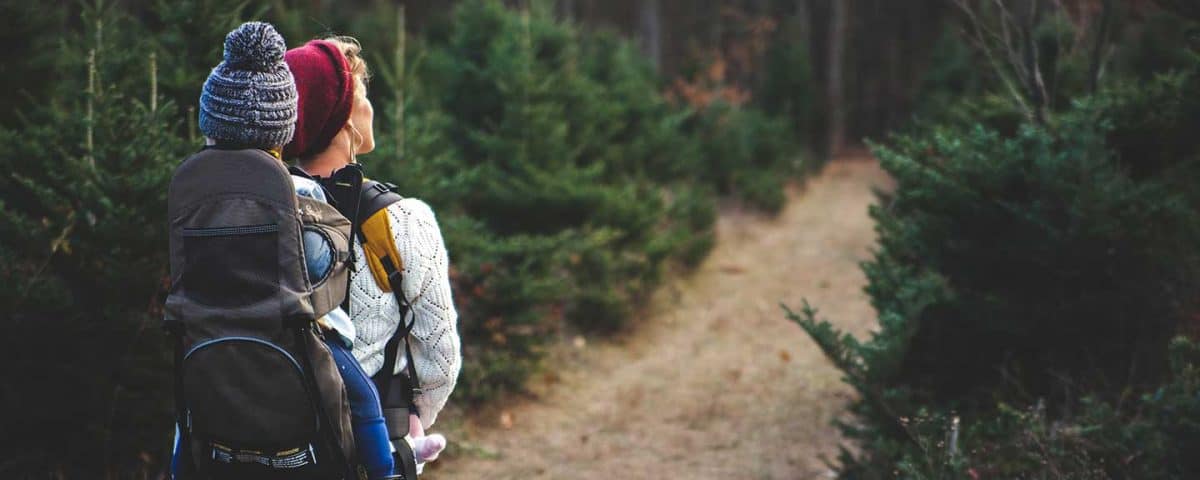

[796,0,812,41]
[638,0,662,70]
[827,0,848,153]
[1017,0,1047,124]
[886,2,905,129]
[1088,0,1114,94]
[559,0,576,21]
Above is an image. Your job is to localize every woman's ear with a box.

[344,122,364,159]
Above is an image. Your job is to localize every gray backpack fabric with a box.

[164,147,359,480]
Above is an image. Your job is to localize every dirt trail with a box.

[430,156,891,480]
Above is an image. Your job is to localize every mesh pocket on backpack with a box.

[183,223,279,307]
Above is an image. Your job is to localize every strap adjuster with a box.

[387,270,405,291]
[164,320,185,335]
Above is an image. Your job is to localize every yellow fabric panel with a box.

[360,207,404,292]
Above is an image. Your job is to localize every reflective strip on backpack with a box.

[209,441,318,469]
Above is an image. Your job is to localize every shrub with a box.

[788,58,1200,479]
[686,102,798,213]
[363,0,727,396]
[787,325,1200,479]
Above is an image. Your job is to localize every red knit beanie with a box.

[282,40,355,159]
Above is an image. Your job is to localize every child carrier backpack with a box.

[164,147,360,480]
[319,166,422,479]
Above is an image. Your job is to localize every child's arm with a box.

[408,413,425,439]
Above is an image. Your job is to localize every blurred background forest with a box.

[0,0,1198,478]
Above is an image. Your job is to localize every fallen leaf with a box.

[499,411,514,429]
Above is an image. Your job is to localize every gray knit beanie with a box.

[198,22,297,148]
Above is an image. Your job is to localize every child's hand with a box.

[408,413,425,439]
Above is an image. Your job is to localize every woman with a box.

[283,37,462,474]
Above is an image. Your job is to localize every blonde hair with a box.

[323,35,369,94]
[323,35,370,157]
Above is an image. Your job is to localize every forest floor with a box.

[428,154,891,480]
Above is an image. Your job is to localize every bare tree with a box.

[951,0,1049,123]
[953,0,1123,122]
[1016,0,1048,123]
[795,0,812,40]
[1087,0,1114,94]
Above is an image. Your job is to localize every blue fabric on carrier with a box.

[324,336,396,479]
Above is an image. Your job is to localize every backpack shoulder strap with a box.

[356,179,405,293]
[355,180,423,414]
[359,180,404,223]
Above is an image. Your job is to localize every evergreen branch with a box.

[14,210,76,310]
[783,302,927,453]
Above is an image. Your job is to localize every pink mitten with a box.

[413,434,446,462]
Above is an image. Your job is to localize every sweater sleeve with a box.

[388,199,461,429]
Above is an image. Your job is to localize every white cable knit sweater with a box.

[348,198,461,429]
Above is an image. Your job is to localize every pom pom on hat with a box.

[223,21,288,72]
